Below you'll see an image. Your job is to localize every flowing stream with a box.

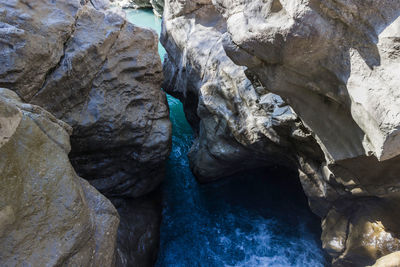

[126,9,327,267]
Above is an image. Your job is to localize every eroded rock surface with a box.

[0,0,171,198]
[0,1,171,266]
[162,0,400,265]
[162,0,321,181]
[0,88,119,266]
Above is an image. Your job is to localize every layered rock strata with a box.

[0,0,171,198]
[0,88,119,266]
[162,0,400,265]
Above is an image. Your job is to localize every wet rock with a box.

[0,88,119,266]
[0,0,171,198]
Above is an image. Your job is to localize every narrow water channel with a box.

[126,9,326,267]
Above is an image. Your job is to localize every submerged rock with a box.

[0,88,119,266]
[162,0,400,265]
[0,0,171,198]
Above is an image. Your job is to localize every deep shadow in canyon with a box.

[157,93,327,267]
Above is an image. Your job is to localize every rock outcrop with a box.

[111,0,164,16]
[0,88,119,266]
[162,0,400,265]
[161,0,321,181]
[0,0,171,266]
[0,0,171,198]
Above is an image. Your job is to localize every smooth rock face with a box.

[162,0,400,265]
[0,0,171,198]
[161,0,322,181]
[0,88,119,266]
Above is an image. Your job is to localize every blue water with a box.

[126,9,326,267]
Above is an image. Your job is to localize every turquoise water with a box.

[126,9,326,267]
[125,9,166,59]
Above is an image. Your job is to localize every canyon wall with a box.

[162,0,400,266]
[0,0,171,266]
[161,0,322,182]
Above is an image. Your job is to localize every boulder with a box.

[0,0,171,198]
[0,88,119,266]
[0,1,171,266]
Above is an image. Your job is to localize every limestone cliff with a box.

[0,88,119,266]
[162,0,400,265]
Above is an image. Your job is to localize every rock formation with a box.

[112,190,162,267]
[0,0,171,198]
[161,0,320,181]
[369,252,400,267]
[0,0,171,266]
[111,0,164,16]
[112,0,152,9]
[162,0,400,265]
[0,88,119,266]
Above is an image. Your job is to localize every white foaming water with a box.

[224,219,324,267]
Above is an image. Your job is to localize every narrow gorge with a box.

[1,0,400,267]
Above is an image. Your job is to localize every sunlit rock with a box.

[111,0,164,16]
[162,0,400,265]
[161,0,322,183]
